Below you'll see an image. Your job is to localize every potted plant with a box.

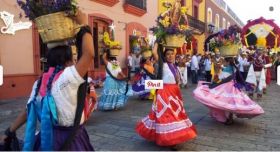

[17,0,79,43]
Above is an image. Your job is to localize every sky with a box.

[223,0,280,26]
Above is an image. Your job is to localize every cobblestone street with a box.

[0,82,280,151]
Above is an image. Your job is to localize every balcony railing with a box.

[125,0,147,11]
[187,15,206,34]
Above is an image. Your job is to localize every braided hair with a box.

[156,44,164,79]
[32,45,73,99]
[46,66,64,92]
[32,76,43,101]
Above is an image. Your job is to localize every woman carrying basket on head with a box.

[135,43,197,147]
[1,11,95,151]
[97,49,133,111]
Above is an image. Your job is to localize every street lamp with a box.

[208,23,215,34]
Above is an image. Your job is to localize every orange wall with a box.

[0,1,34,75]
[0,74,37,99]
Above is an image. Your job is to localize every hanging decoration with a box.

[241,17,280,49]
[0,11,32,35]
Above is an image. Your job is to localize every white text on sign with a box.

[145,80,163,90]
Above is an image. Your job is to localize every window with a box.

[215,14,220,29]
[222,18,226,29]
[207,8,212,23]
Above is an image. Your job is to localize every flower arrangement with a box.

[141,37,155,58]
[103,32,122,49]
[17,0,78,20]
[209,25,241,52]
[150,0,190,44]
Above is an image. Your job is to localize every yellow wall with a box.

[185,0,193,16]
[158,0,206,54]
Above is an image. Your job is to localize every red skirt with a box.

[135,84,197,146]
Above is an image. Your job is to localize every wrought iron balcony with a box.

[187,15,206,35]
[124,0,147,16]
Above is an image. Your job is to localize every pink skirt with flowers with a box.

[193,81,264,122]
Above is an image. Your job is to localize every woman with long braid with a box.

[1,11,95,151]
[136,43,197,147]
[193,57,264,125]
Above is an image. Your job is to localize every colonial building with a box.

[0,0,157,99]
[205,0,244,38]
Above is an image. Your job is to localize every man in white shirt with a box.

[238,52,250,80]
[191,51,199,84]
[204,54,212,82]
[127,51,133,78]
[133,53,141,73]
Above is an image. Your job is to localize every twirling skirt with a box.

[136,84,197,146]
[98,76,132,110]
[193,81,264,122]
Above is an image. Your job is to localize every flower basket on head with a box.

[164,34,186,48]
[141,50,152,59]
[140,37,153,58]
[103,32,122,57]
[219,44,240,57]
[109,48,120,57]
[35,12,79,43]
[150,1,191,49]
[17,0,79,43]
[205,25,242,56]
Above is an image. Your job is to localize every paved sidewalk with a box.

[1,82,280,150]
